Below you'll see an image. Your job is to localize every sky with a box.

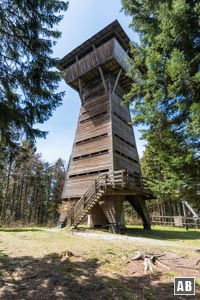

[35,0,146,164]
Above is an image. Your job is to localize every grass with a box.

[125,225,200,247]
[1,224,200,247]
[0,227,45,232]
[0,227,199,299]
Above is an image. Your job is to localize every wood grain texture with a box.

[61,33,141,201]
[58,22,152,229]
[61,38,132,92]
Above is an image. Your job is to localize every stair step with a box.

[68,170,134,227]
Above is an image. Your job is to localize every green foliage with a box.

[141,130,200,204]
[0,0,68,147]
[122,0,200,203]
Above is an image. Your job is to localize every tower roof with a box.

[58,20,131,71]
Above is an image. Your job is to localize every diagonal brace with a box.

[112,69,122,95]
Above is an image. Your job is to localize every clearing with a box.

[0,226,199,300]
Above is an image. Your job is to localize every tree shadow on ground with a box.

[124,227,200,241]
[0,251,199,300]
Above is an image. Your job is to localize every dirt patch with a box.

[126,250,200,278]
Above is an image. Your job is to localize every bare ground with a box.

[0,228,199,300]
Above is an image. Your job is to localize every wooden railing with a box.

[65,170,151,227]
[63,37,132,85]
[151,215,200,228]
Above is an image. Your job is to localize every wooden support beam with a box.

[76,55,84,104]
[98,66,108,94]
[112,69,122,95]
[92,44,108,94]
[78,78,84,104]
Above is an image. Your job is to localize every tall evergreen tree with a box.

[0,139,66,225]
[48,158,65,224]
[0,0,68,148]
[122,0,200,202]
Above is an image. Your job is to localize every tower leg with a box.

[99,195,124,232]
[127,196,151,230]
[89,202,108,228]
[120,208,125,229]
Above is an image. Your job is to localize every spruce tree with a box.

[122,0,200,202]
[0,0,68,147]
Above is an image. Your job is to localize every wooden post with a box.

[71,208,74,226]
[83,195,85,209]
[94,180,97,194]
[78,78,84,104]
[112,69,122,95]
[98,66,108,94]
[92,43,108,94]
[182,201,188,230]
[126,171,129,188]
[122,170,125,188]
[105,174,107,190]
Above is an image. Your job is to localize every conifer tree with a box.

[0,0,68,147]
[122,0,200,202]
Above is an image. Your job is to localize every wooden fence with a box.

[151,215,200,229]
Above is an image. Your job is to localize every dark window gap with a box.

[114,133,135,149]
[84,88,105,101]
[115,150,138,164]
[76,133,108,145]
[73,149,109,161]
[113,112,132,127]
[82,110,90,115]
[80,111,107,124]
[69,169,109,178]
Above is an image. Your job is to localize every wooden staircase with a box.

[59,170,151,228]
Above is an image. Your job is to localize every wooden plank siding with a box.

[111,83,141,176]
[113,139,139,161]
[62,75,141,200]
[63,175,105,199]
[63,39,114,83]
[61,23,141,201]
[113,38,130,73]
[69,154,112,174]
[62,79,113,199]
[73,135,111,157]
[57,21,153,229]
[62,38,131,91]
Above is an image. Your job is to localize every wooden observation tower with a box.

[57,20,151,231]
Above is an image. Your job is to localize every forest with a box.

[0,0,200,226]
[0,141,65,225]
[0,0,68,226]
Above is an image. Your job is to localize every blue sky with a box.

[36,0,146,164]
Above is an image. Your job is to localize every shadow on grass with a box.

[124,227,200,241]
[0,251,199,300]
[0,228,45,233]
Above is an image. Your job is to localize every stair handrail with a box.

[73,173,109,223]
[72,170,129,225]
[66,170,151,226]
[66,171,109,225]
